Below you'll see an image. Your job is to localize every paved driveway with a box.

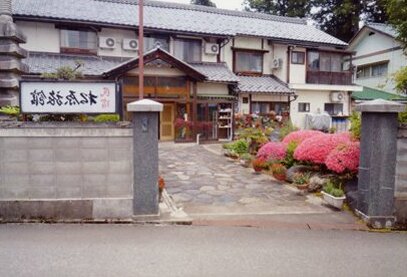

[159,142,336,219]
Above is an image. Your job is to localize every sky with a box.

[166,0,245,11]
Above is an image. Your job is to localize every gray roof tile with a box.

[236,76,294,95]
[190,62,239,83]
[12,0,347,46]
[366,22,397,38]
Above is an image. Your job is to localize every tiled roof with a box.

[352,86,406,101]
[190,63,239,83]
[12,0,347,47]
[366,23,397,38]
[236,76,294,95]
[24,52,239,83]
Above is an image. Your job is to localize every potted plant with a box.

[293,172,311,190]
[321,180,346,209]
[239,153,252,168]
[252,158,267,173]
[271,163,287,181]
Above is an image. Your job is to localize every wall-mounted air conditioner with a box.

[205,43,219,55]
[123,39,138,51]
[330,92,345,102]
[271,58,282,69]
[99,37,116,49]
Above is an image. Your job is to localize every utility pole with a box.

[138,0,144,99]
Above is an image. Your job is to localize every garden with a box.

[223,112,362,210]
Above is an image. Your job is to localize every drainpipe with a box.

[0,0,28,107]
[138,0,144,100]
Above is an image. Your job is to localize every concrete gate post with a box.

[355,99,405,228]
[127,99,163,217]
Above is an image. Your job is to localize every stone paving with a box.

[159,142,333,218]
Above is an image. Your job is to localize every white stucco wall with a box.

[238,93,250,114]
[127,66,185,76]
[98,28,138,58]
[272,44,288,83]
[290,90,350,129]
[289,47,306,84]
[197,82,229,96]
[17,21,60,53]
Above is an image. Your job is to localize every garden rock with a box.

[308,175,327,192]
[286,165,313,183]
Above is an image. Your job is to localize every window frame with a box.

[291,51,305,65]
[173,37,202,63]
[60,28,97,55]
[324,103,344,116]
[233,49,264,75]
[298,102,310,113]
[356,62,389,79]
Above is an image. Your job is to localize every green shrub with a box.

[240,153,252,161]
[0,106,20,117]
[323,180,344,197]
[223,139,249,155]
[279,120,298,140]
[399,107,407,124]
[283,141,298,168]
[349,112,361,140]
[93,114,120,123]
[293,172,311,185]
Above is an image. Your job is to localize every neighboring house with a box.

[9,0,361,141]
[348,22,407,95]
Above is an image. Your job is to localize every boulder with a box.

[308,174,328,192]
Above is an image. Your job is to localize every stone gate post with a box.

[355,99,406,228]
[127,99,163,217]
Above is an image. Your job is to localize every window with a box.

[60,29,97,53]
[242,97,249,104]
[251,102,288,115]
[174,38,202,62]
[324,103,343,116]
[144,36,169,52]
[235,51,263,74]
[298,102,310,112]
[291,51,305,64]
[308,51,343,72]
[356,62,388,79]
[307,51,320,70]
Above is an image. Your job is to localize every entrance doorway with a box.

[160,103,175,141]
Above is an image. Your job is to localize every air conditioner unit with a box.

[122,39,138,51]
[271,58,282,69]
[99,37,116,49]
[330,92,345,102]
[205,43,219,55]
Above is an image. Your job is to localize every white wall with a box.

[289,47,306,84]
[272,44,288,82]
[17,21,60,53]
[238,93,250,114]
[197,82,229,96]
[98,28,137,58]
[290,90,350,129]
[127,66,185,76]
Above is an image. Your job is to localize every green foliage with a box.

[399,107,407,124]
[93,114,120,123]
[237,128,269,154]
[349,112,361,140]
[244,0,312,17]
[293,172,311,185]
[387,0,407,52]
[279,120,298,140]
[323,180,344,197]
[223,139,249,155]
[0,106,20,116]
[393,66,407,95]
[240,153,253,161]
[190,0,216,7]
[283,141,298,168]
[41,60,84,80]
[271,163,287,175]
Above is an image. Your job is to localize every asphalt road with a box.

[0,224,406,277]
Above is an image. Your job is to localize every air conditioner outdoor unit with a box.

[205,43,219,55]
[123,39,138,51]
[271,58,282,69]
[99,37,116,49]
[330,92,345,102]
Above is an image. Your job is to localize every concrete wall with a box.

[197,82,229,96]
[0,125,133,220]
[395,125,407,225]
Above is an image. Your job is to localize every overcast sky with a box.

[167,0,245,10]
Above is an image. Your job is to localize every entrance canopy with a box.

[102,47,206,81]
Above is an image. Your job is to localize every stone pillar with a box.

[127,99,163,217]
[0,0,28,106]
[355,99,406,228]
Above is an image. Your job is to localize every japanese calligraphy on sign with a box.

[20,81,117,114]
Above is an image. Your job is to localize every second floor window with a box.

[60,29,97,54]
[356,62,388,79]
[307,51,343,72]
[235,51,263,74]
[174,38,202,62]
[291,51,305,64]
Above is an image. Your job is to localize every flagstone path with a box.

[159,142,336,219]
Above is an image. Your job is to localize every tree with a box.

[394,66,407,94]
[387,0,407,51]
[244,0,312,18]
[190,0,216,8]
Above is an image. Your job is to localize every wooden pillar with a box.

[186,80,191,120]
[193,81,198,138]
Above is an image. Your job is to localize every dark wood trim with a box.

[193,81,198,138]
[249,94,252,114]
[287,46,290,83]
[231,46,269,53]
[261,39,264,50]
[55,24,101,32]
[352,47,402,61]
[60,47,97,55]
[307,47,356,55]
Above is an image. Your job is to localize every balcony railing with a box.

[306,71,352,85]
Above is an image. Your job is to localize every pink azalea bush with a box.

[282,130,324,145]
[325,141,360,173]
[256,141,287,161]
[293,132,352,164]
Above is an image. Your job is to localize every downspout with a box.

[138,0,144,100]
